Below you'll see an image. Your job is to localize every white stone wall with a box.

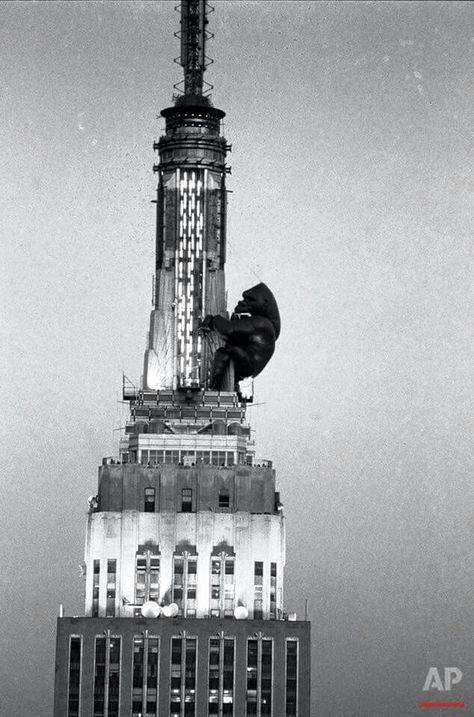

[84,509,285,620]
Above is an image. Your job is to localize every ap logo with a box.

[423,667,463,692]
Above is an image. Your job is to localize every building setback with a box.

[53,1,311,716]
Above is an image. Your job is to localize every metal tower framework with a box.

[175,0,214,98]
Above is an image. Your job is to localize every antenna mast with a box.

[178,0,212,97]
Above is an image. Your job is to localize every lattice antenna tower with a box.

[173,0,215,99]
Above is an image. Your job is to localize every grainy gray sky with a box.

[1,1,472,715]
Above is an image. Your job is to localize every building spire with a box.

[178,0,211,98]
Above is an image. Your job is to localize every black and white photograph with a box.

[1,1,472,715]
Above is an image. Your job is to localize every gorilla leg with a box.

[210,347,231,389]
[227,346,254,382]
[210,346,255,390]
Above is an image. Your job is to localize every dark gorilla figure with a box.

[200,283,280,390]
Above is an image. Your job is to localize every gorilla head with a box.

[233,283,281,339]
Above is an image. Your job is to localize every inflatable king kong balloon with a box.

[200,282,281,391]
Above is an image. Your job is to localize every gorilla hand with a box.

[198,315,214,333]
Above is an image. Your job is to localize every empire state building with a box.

[53,2,311,715]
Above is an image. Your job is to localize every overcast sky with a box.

[1,2,472,715]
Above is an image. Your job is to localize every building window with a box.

[181,450,195,466]
[208,636,235,715]
[132,635,159,717]
[67,636,82,717]
[246,640,258,715]
[173,558,183,612]
[218,490,230,508]
[285,639,298,716]
[93,637,106,716]
[246,637,273,717]
[181,488,193,512]
[211,450,227,466]
[210,552,235,617]
[108,637,121,717]
[164,449,180,464]
[270,563,277,619]
[261,639,273,716]
[196,450,209,464]
[253,598,263,620]
[187,558,197,616]
[93,634,121,717]
[254,562,263,619]
[106,560,117,617]
[170,636,197,716]
[191,450,236,466]
[141,449,164,464]
[92,559,100,617]
[147,637,159,708]
[132,637,144,714]
[145,487,156,512]
[135,549,160,605]
[172,552,197,616]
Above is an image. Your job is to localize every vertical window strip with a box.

[210,557,221,617]
[254,562,263,619]
[208,638,220,713]
[106,560,116,618]
[173,557,184,615]
[270,563,277,620]
[208,636,235,716]
[246,637,273,717]
[93,635,121,717]
[260,639,273,716]
[136,556,147,605]
[93,637,106,717]
[224,559,235,617]
[187,556,197,617]
[67,636,82,717]
[246,639,258,716]
[132,635,159,717]
[184,638,197,713]
[170,637,197,717]
[173,553,197,617]
[210,554,235,617]
[136,551,161,605]
[92,559,100,617]
[132,637,144,717]
[147,637,159,715]
[170,637,182,716]
[222,638,235,715]
[285,639,298,716]
[108,637,121,717]
[149,557,160,602]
